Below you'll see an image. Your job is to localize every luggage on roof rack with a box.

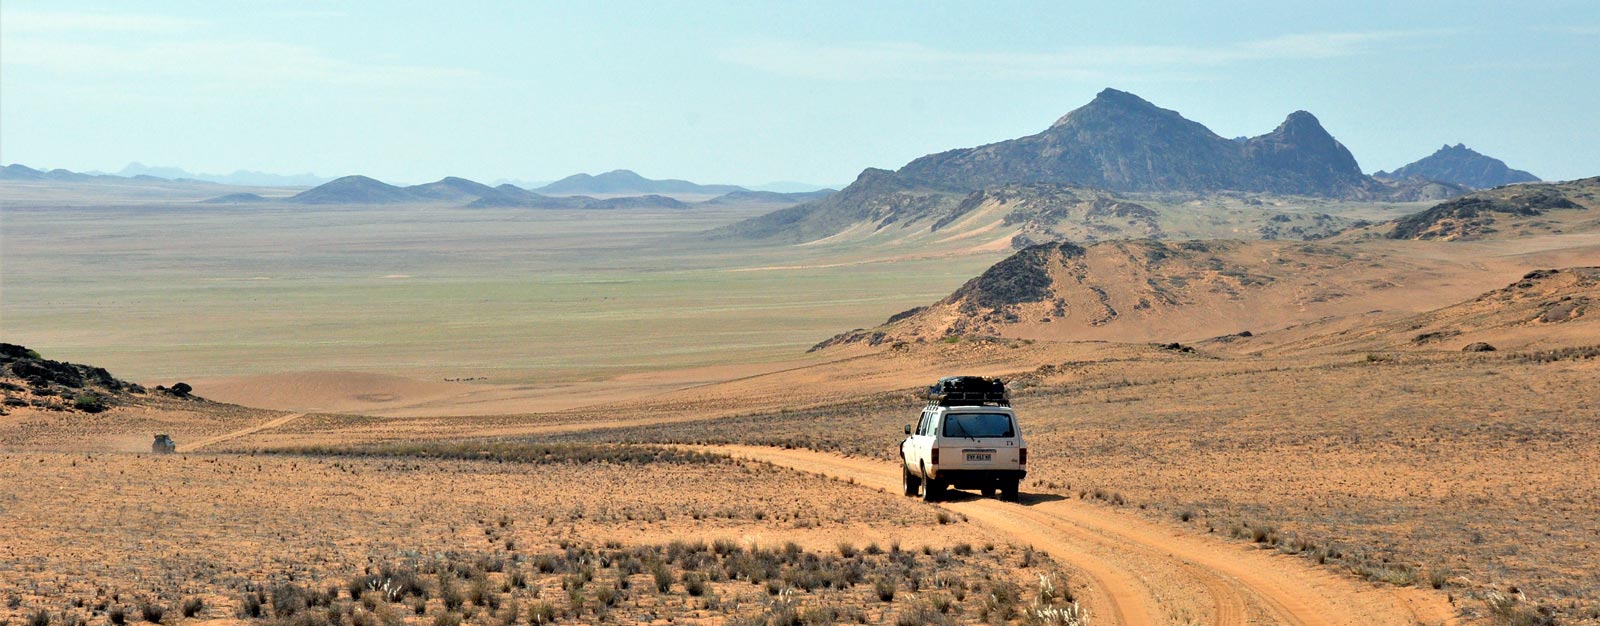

[926,376,1009,406]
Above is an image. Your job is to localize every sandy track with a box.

[178,413,305,452]
[701,445,1457,626]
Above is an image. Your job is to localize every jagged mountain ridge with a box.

[1377,144,1540,190]
[899,90,1369,195]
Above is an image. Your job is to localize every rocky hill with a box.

[1381,177,1599,241]
[1377,144,1540,189]
[536,169,745,196]
[0,343,202,416]
[899,90,1373,195]
[726,89,1459,243]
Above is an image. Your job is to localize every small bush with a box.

[179,597,203,618]
[430,612,460,626]
[26,610,48,626]
[236,593,264,619]
[526,602,556,625]
[108,607,127,626]
[138,602,164,624]
[683,573,707,597]
[651,562,672,593]
[874,576,898,602]
[439,583,464,611]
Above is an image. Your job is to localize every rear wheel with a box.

[1000,480,1020,502]
[921,470,942,502]
[902,461,920,497]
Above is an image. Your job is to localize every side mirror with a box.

[904,424,912,435]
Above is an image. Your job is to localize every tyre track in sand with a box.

[701,445,1457,626]
[177,413,306,452]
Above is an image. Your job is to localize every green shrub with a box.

[72,393,106,413]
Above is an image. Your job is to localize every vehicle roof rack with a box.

[924,376,1010,407]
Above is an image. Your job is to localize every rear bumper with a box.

[930,468,1026,487]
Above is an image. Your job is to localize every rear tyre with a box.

[902,462,920,497]
[921,471,942,502]
[1000,480,1020,502]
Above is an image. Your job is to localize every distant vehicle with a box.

[152,434,176,454]
[900,376,1027,502]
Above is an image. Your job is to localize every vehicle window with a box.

[916,412,931,436]
[941,413,1015,438]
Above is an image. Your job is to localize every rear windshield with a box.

[941,412,1015,439]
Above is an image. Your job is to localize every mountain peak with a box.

[1053,88,1164,127]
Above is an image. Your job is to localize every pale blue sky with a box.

[2,1,1596,186]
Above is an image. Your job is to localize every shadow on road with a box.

[934,489,1068,506]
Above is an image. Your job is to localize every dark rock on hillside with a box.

[1377,144,1539,190]
[1389,185,1580,240]
[1,343,126,393]
[950,241,1086,308]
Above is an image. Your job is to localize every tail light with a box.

[1019,448,1028,465]
[931,448,940,465]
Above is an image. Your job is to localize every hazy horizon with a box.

[3,1,1597,186]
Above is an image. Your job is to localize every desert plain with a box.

[3,170,1599,626]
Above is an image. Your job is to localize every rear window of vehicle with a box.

[941,412,1014,438]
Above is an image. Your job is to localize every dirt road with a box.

[177,413,305,452]
[702,445,1459,626]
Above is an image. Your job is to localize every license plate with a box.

[965,453,993,462]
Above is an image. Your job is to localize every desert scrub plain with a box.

[0,442,1089,626]
[551,346,1600,625]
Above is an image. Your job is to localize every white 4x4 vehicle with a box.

[900,377,1027,502]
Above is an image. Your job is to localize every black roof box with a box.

[926,376,1009,406]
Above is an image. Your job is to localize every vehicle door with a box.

[908,408,935,474]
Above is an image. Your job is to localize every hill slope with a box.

[1237,267,1599,355]
[811,238,1516,348]
[1377,144,1540,189]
